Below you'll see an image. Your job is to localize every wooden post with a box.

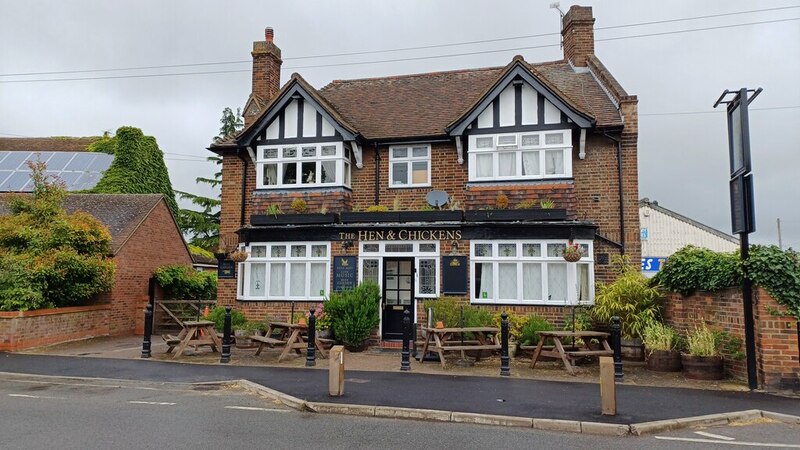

[600,356,616,416]
[329,345,345,396]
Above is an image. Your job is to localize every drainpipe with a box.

[238,148,248,227]
[373,142,380,205]
[602,132,626,255]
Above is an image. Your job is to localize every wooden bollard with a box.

[599,356,616,415]
[329,345,345,396]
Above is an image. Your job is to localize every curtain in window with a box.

[547,263,568,302]
[320,161,336,183]
[249,263,266,297]
[290,263,306,297]
[498,263,517,299]
[269,263,285,297]
[310,263,326,297]
[522,151,539,176]
[522,263,542,301]
[476,263,493,299]
[577,263,590,302]
[263,164,277,185]
[476,154,492,178]
[498,153,515,177]
[411,161,428,184]
[545,150,564,175]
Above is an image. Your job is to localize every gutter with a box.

[373,142,380,205]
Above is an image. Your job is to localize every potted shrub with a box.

[492,311,526,358]
[642,321,682,372]
[682,322,724,380]
[518,314,554,358]
[308,303,333,339]
[324,282,381,351]
[592,257,662,361]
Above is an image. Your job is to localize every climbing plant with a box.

[745,245,800,321]
[89,126,178,214]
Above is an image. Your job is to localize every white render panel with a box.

[544,99,560,124]
[266,118,279,140]
[477,105,494,128]
[321,116,335,136]
[284,100,298,138]
[498,85,515,127]
[521,84,537,125]
[302,101,317,137]
[639,204,739,257]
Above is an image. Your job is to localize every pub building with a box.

[211,6,640,343]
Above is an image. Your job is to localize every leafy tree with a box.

[0,161,116,311]
[176,107,243,251]
[90,126,179,214]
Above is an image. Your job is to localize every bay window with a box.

[471,240,593,305]
[256,142,351,189]
[238,242,330,300]
[468,130,572,181]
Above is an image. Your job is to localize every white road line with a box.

[8,393,65,400]
[654,436,800,448]
[224,406,291,413]
[695,431,736,441]
[128,401,176,406]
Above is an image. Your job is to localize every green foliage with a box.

[745,245,800,321]
[515,199,537,209]
[208,306,246,332]
[324,282,381,349]
[153,265,217,300]
[423,297,493,328]
[654,246,741,295]
[519,314,554,346]
[685,322,719,357]
[539,199,555,209]
[90,126,178,215]
[593,257,662,340]
[562,306,594,332]
[215,107,244,141]
[264,204,282,217]
[176,188,220,251]
[290,198,308,214]
[716,330,745,361]
[365,205,389,212]
[0,162,116,311]
[188,245,215,261]
[491,311,527,339]
[641,321,678,352]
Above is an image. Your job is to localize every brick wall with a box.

[0,305,110,351]
[663,287,799,391]
[562,6,595,67]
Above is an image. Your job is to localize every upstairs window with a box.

[389,145,430,187]
[468,130,572,181]
[256,142,351,189]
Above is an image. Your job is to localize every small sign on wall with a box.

[640,228,649,240]
[333,256,357,292]
[442,256,468,295]
[218,260,236,279]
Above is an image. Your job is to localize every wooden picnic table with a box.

[250,321,332,362]
[530,330,613,375]
[419,326,501,368]
[167,320,222,359]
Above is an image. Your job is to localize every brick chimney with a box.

[245,27,282,126]
[561,6,595,67]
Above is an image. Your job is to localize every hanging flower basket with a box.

[228,250,249,263]
[562,244,582,262]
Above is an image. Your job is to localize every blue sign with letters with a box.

[641,257,667,272]
[640,228,649,240]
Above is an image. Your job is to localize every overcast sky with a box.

[1,0,798,249]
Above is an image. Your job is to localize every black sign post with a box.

[714,87,761,391]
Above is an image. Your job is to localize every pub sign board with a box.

[333,256,358,292]
[442,256,468,295]
[218,260,236,279]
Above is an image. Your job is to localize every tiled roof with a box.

[0,193,165,255]
[0,137,100,152]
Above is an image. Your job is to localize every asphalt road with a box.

[2,373,798,450]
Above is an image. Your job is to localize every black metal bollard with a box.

[411,322,418,360]
[306,308,316,367]
[500,312,510,376]
[401,310,411,371]
[220,306,232,363]
[611,316,623,380]
[141,304,153,358]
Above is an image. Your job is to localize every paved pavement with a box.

[2,352,798,424]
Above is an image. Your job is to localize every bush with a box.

[593,257,662,340]
[685,322,718,357]
[422,297,492,327]
[153,265,217,300]
[654,246,741,295]
[491,311,527,339]
[641,321,678,352]
[207,306,246,332]
[519,314,554,346]
[325,282,381,350]
[745,245,800,321]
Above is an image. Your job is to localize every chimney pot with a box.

[265,27,274,42]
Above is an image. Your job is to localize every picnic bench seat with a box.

[565,349,614,357]
[162,334,181,353]
[250,334,288,356]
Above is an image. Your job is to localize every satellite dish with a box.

[426,190,449,208]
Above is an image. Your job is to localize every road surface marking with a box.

[224,406,290,413]
[8,394,65,400]
[655,436,800,448]
[128,401,176,406]
[695,431,736,441]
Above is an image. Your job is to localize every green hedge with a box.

[153,265,217,300]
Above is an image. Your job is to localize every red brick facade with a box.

[0,305,111,351]
[664,287,799,392]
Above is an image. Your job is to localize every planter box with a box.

[251,213,337,226]
[646,349,682,372]
[621,338,645,361]
[682,354,724,380]
[465,209,567,222]
[340,210,463,223]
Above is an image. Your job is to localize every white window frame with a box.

[256,142,351,189]
[238,242,330,301]
[470,239,593,306]
[388,144,431,188]
[358,241,439,298]
[467,130,573,181]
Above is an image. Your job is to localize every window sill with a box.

[388,184,432,190]
[470,299,594,306]
[237,297,328,302]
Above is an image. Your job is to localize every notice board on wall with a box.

[442,256,468,295]
[333,256,358,292]
[218,260,235,279]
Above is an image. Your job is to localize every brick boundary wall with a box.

[0,305,111,351]
[663,287,799,392]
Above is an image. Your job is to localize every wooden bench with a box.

[565,350,614,357]
[250,335,287,356]
[162,334,181,353]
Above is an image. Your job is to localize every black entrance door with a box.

[382,258,414,340]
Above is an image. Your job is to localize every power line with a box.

[640,105,800,116]
[2,6,798,78]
